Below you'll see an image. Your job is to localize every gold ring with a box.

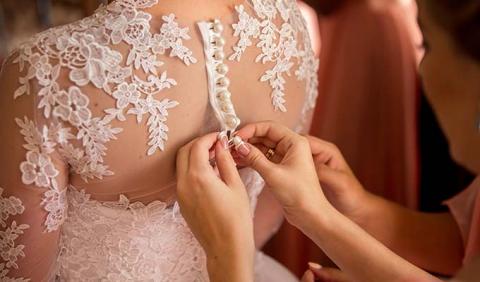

[265,148,275,160]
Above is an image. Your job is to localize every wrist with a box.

[349,191,378,227]
[206,241,255,282]
[206,232,255,259]
[287,190,335,233]
[298,199,338,235]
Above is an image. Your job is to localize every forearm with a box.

[206,246,255,282]
[204,226,255,282]
[300,206,441,282]
[356,194,464,274]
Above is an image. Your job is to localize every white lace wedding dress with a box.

[0,0,318,281]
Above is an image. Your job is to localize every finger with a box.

[235,121,299,156]
[309,264,351,282]
[306,136,336,162]
[254,143,283,164]
[316,163,347,187]
[235,141,278,178]
[214,141,242,187]
[189,132,220,172]
[248,136,278,149]
[306,136,347,170]
[232,141,285,166]
[301,270,315,282]
[232,143,283,167]
[305,135,335,153]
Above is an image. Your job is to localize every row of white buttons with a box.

[209,19,240,131]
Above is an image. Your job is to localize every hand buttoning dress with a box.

[0,0,319,281]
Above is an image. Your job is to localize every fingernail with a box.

[237,143,250,157]
[308,262,322,270]
[218,132,229,149]
[221,136,229,149]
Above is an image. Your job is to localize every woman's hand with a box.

[305,136,371,223]
[235,120,371,224]
[176,133,255,282]
[234,122,441,282]
[306,137,465,275]
[235,122,442,282]
[234,121,332,230]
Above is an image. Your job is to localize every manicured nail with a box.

[308,262,322,270]
[221,136,229,149]
[236,143,250,157]
[218,132,229,149]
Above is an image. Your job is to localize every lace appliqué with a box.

[57,186,208,281]
[0,188,30,281]
[57,168,263,281]
[16,117,70,232]
[11,0,197,181]
[107,81,179,155]
[229,1,319,113]
[42,189,68,233]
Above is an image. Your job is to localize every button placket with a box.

[198,19,242,145]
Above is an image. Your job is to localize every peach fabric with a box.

[310,0,422,208]
[446,177,480,265]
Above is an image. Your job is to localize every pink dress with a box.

[310,0,422,208]
[446,177,480,265]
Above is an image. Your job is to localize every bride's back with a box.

[0,0,317,280]
[86,1,317,204]
[1,0,317,204]
[2,0,318,203]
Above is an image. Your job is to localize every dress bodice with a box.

[0,0,318,280]
[57,168,265,281]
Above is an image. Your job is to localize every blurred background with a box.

[0,0,475,278]
[0,0,104,56]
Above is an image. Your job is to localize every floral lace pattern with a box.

[57,186,209,282]
[57,168,262,281]
[0,188,30,281]
[8,0,315,220]
[11,0,197,184]
[16,117,70,232]
[229,0,319,112]
[3,0,318,280]
[8,0,197,240]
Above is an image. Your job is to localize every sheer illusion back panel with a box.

[28,0,315,204]
[0,56,69,279]
[0,0,318,280]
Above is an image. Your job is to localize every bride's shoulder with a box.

[3,0,190,99]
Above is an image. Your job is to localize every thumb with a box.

[235,141,277,179]
[215,141,242,187]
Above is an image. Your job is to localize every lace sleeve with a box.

[0,53,69,281]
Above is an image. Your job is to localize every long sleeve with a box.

[0,52,69,281]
